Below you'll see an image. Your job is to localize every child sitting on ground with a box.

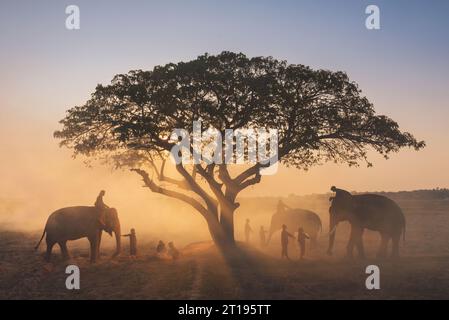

[156,240,166,254]
[168,241,180,260]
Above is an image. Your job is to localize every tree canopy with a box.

[54,51,424,247]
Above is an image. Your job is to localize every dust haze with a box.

[2,121,449,300]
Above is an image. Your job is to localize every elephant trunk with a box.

[113,221,121,257]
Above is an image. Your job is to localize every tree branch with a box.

[238,171,262,191]
[195,164,240,209]
[175,164,219,212]
[130,168,210,218]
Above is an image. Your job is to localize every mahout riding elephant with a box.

[327,192,405,259]
[35,206,121,263]
[267,208,322,248]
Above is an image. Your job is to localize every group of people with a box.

[94,186,348,261]
[94,190,180,260]
[280,224,310,260]
[277,199,310,260]
[244,186,350,260]
[245,217,310,260]
[156,240,180,260]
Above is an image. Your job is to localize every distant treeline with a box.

[373,188,449,200]
[284,188,449,202]
[236,188,449,219]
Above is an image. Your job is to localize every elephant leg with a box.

[391,234,400,259]
[45,239,55,262]
[96,230,102,260]
[346,226,363,259]
[377,234,390,259]
[355,229,365,259]
[59,241,70,260]
[88,236,98,263]
[346,238,354,259]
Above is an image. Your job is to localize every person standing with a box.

[122,228,137,257]
[259,226,267,247]
[245,219,253,243]
[281,224,295,259]
[297,227,310,260]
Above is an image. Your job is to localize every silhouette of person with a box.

[245,219,253,243]
[259,226,267,247]
[277,200,291,214]
[168,242,180,260]
[330,186,352,202]
[94,190,109,230]
[122,228,137,257]
[281,224,295,259]
[156,240,166,254]
[95,190,109,209]
[297,227,310,260]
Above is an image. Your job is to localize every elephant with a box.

[327,193,406,259]
[35,206,121,263]
[267,208,322,248]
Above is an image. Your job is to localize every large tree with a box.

[55,52,424,250]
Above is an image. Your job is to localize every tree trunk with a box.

[204,210,236,252]
[219,207,235,245]
[219,191,238,246]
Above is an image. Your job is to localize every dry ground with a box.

[1,198,449,299]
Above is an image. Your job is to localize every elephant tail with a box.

[34,227,46,250]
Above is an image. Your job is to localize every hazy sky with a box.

[1,0,449,208]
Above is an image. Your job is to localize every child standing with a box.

[259,226,267,247]
[297,227,310,260]
[244,219,253,243]
[281,224,295,259]
[122,228,137,257]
